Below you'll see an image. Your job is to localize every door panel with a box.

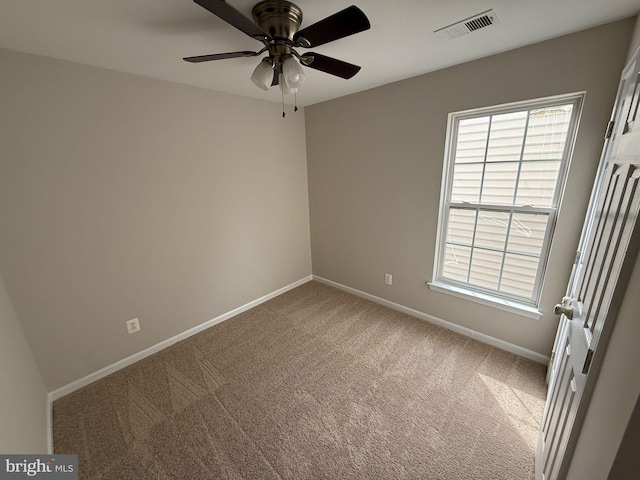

[541,336,577,480]
[536,49,640,480]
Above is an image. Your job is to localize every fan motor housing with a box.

[252,0,302,41]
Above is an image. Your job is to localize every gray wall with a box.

[0,275,48,453]
[0,48,312,391]
[607,396,640,479]
[305,18,634,357]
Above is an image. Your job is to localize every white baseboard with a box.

[313,275,550,365]
[47,275,313,405]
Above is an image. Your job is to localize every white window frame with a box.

[429,93,585,319]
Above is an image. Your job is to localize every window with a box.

[430,93,584,315]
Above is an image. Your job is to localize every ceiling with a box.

[0,0,639,106]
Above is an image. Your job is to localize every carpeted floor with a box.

[53,281,547,479]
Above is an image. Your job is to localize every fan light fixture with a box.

[251,56,305,93]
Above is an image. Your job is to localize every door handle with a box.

[554,296,574,320]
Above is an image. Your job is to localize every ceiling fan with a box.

[183,0,370,94]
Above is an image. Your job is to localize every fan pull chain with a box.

[294,91,298,112]
[281,88,286,118]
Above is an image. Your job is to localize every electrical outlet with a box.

[126,318,140,334]
[384,273,393,285]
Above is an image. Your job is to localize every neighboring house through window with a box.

[430,93,585,318]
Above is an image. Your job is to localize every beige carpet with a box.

[53,281,547,479]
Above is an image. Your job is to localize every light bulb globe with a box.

[282,57,306,89]
[251,59,272,91]
[279,74,297,95]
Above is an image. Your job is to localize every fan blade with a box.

[293,5,370,48]
[183,51,259,63]
[194,0,271,41]
[302,52,361,79]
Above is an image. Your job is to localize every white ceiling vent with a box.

[435,10,499,40]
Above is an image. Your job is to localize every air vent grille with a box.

[435,10,499,40]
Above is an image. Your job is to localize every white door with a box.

[536,49,640,480]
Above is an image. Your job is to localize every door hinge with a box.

[574,250,581,264]
[582,348,594,374]
[605,120,615,139]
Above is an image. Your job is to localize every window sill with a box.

[427,281,543,320]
